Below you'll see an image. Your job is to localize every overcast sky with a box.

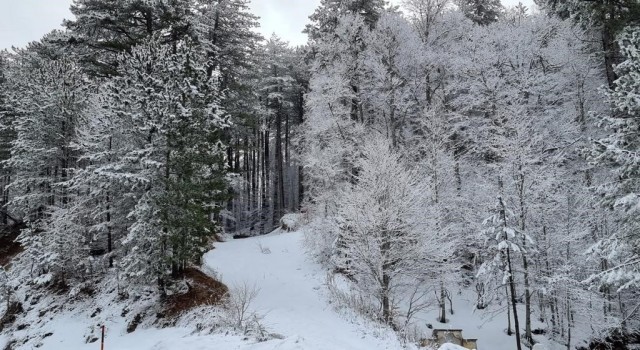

[0,0,536,50]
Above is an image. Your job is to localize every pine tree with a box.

[305,0,387,41]
[0,52,14,226]
[535,0,640,87]
[4,46,88,282]
[193,0,262,82]
[84,35,229,289]
[193,0,271,235]
[456,0,503,25]
[588,26,640,292]
[259,35,295,227]
[64,0,195,76]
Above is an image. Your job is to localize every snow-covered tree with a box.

[438,12,615,346]
[193,0,261,82]
[478,196,530,350]
[456,0,503,25]
[3,44,89,283]
[402,0,450,41]
[69,34,229,290]
[336,136,451,326]
[64,0,194,76]
[588,27,640,293]
[305,0,388,42]
[361,12,423,148]
[0,52,13,226]
[535,0,640,87]
[301,12,372,219]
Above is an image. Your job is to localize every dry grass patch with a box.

[164,268,229,317]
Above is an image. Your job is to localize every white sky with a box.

[0,0,536,50]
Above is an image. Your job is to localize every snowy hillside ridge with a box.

[0,256,266,349]
[0,227,407,350]
[301,215,600,350]
[0,224,603,350]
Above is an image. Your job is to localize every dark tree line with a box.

[0,0,307,293]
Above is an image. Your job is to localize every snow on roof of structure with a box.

[438,343,473,350]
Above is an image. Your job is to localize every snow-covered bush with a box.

[303,216,341,266]
[280,213,303,232]
[223,282,261,332]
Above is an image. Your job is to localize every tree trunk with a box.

[439,280,447,323]
[381,238,392,326]
[506,283,513,335]
[262,130,271,233]
[601,4,618,89]
[252,132,258,231]
[274,105,285,226]
[1,174,8,225]
[382,271,391,325]
[507,243,523,350]
[245,138,250,216]
[107,135,113,268]
[500,198,522,350]
[516,168,532,347]
[298,166,304,211]
[566,291,572,350]
[259,130,266,235]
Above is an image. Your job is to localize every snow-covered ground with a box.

[0,319,287,350]
[1,227,574,350]
[203,229,562,350]
[203,229,407,350]
[1,229,406,350]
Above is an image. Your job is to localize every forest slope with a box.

[203,229,407,350]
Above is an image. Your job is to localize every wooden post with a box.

[101,325,105,350]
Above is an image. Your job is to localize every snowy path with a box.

[203,230,404,350]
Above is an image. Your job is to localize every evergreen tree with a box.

[259,35,295,227]
[456,0,503,25]
[0,52,13,226]
[193,0,262,82]
[4,46,88,282]
[64,0,195,76]
[305,0,387,41]
[535,0,640,87]
[588,27,640,291]
[85,35,229,288]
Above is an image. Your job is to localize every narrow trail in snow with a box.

[203,230,404,350]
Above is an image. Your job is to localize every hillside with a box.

[1,227,577,350]
[0,229,405,350]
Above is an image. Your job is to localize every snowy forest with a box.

[0,0,640,349]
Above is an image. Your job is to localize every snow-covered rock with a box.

[532,344,548,350]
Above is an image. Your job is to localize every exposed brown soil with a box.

[0,225,24,267]
[164,268,229,317]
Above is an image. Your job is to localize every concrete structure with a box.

[421,329,478,350]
